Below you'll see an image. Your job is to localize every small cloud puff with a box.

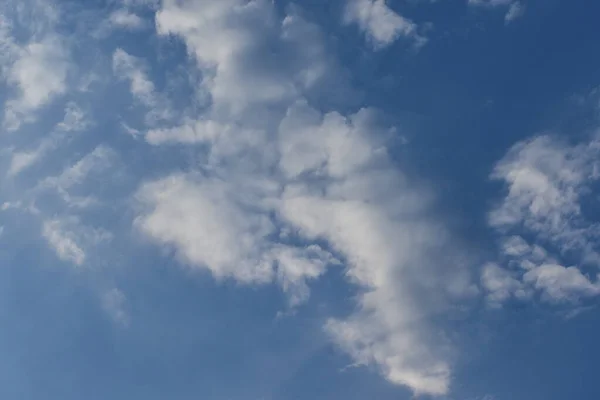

[483,135,600,307]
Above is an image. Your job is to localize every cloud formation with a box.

[129,0,477,395]
[343,0,425,48]
[3,0,594,399]
[484,135,600,306]
[468,0,525,23]
[0,1,69,131]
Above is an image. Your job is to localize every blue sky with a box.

[1,0,600,399]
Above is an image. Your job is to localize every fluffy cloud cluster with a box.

[125,0,479,395]
[483,135,600,306]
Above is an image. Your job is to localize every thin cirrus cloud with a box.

[7,102,89,177]
[108,9,146,30]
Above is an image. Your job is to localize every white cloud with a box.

[523,264,600,303]
[7,102,89,177]
[115,0,159,9]
[42,218,87,266]
[146,119,239,145]
[39,145,117,208]
[44,146,115,190]
[8,150,44,177]
[155,0,340,116]
[94,9,147,38]
[481,262,528,306]
[131,1,479,396]
[277,102,475,396]
[504,2,525,23]
[3,35,69,130]
[135,174,336,306]
[136,174,279,284]
[56,102,90,132]
[490,135,600,262]
[468,0,525,23]
[112,48,156,107]
[484,135,600,306]
[108,9,145,30]
[468,0,513,5]
[42,216,113,267]
[343,0,425,49]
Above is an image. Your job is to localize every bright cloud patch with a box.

[484,135,600,306]
[126,0,478,395]
[343,0,424,48]
[2,36,68,130]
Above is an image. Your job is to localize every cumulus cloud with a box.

[93,9,147,38]
[343,0,425,49]
[2,36,69,130]
[523,264,600,303]
[490,136,600,262]
[131,1,477,395]
[484,135,600,306]
[102,288,130,326]
[43,146,115,191]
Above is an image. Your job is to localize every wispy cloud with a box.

[42,215,113,267]
[112,48,156,107]
[42,217,87,266]
[343,0,425,49]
